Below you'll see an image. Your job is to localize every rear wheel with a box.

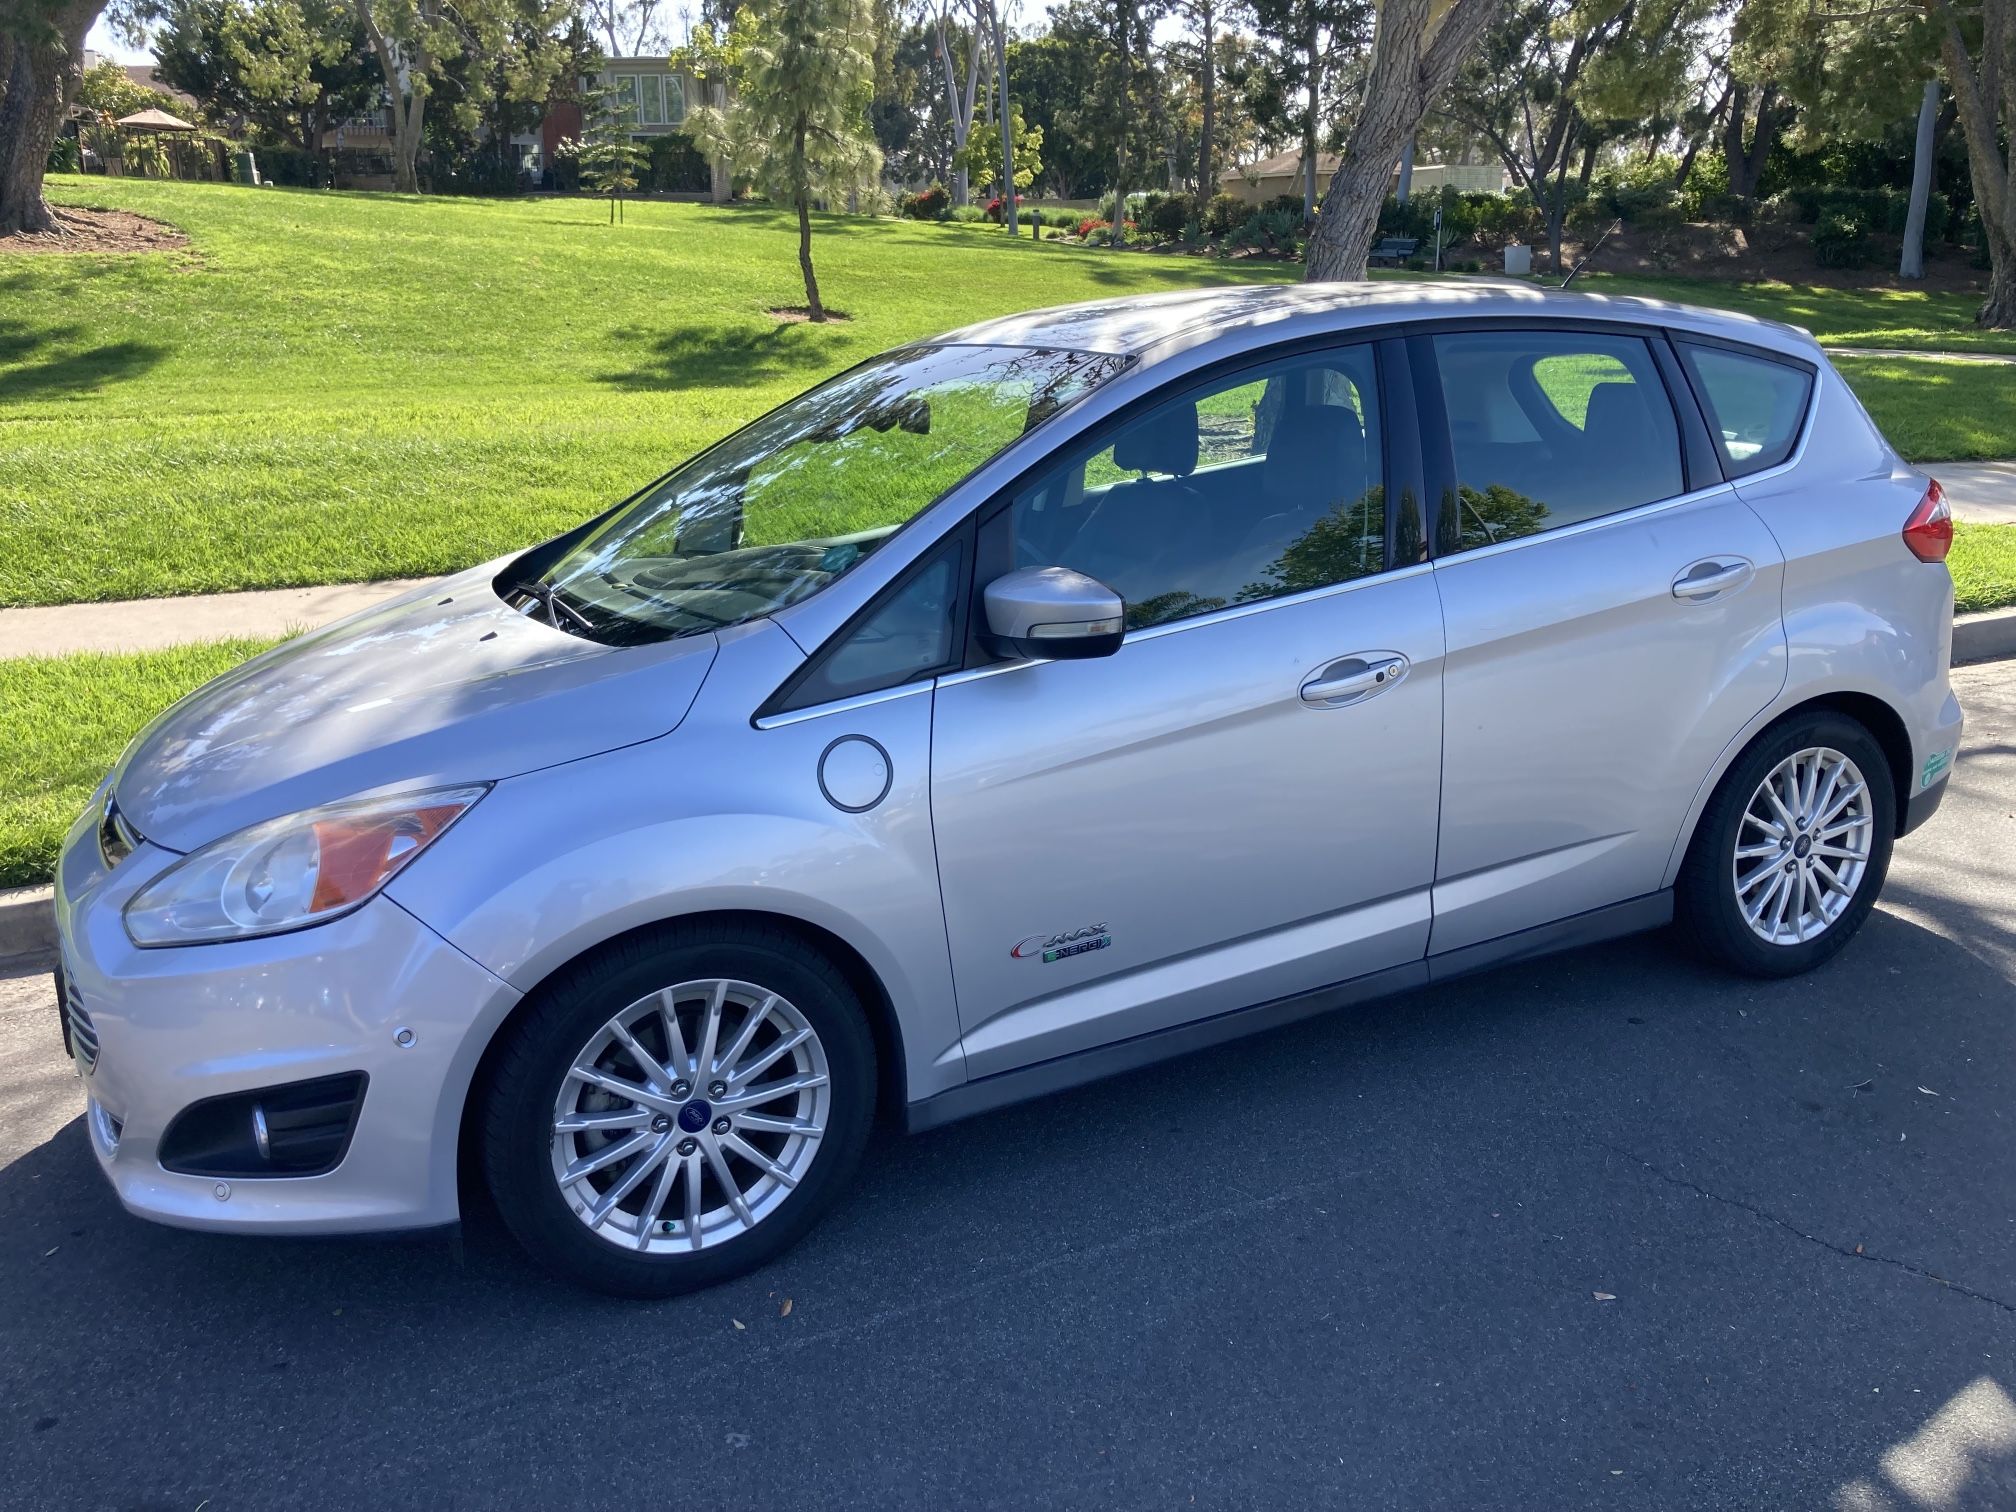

[1678,712,1895,978]
[482,922,876,1297]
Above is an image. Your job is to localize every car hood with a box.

[115,564,721,853]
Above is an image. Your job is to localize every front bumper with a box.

[53,810,520,1235]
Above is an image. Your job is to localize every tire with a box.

[1677,711,1896,978]
[482,921,876,1298]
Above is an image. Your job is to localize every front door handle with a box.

[1300,653,1408,708]
[1672,557,1754,602]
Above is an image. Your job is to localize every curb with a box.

[1954,606,2016,665]
[0,886,55,973]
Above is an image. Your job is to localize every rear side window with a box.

[1676,341,1813,478]
[1431,330,1684,551]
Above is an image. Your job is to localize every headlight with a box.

[124,785,489,947]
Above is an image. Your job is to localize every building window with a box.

[665,74,687,124]
[640,73,664,126]
[613,75,638,125]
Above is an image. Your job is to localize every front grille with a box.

[64,972,99,1073]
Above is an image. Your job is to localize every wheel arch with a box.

[1664,687,1914,888]
[454,908,913,1209]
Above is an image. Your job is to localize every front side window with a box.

[536,345,1126,643]
[639,74,665,126]
[1677,340,1813,477]
[998,345,1384,630]
[1433,330,1683,552]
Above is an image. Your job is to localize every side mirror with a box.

[982,566,1126,661]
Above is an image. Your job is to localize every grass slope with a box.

[0,639,276,889]
[4,178,1290,608]
[2,179,2011,613]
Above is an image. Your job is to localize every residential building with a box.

[1218,151,1508,207]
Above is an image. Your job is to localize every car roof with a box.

[935,280,1824,366]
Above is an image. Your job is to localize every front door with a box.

[929,341,1446,1080]
[1420,325,1788,953]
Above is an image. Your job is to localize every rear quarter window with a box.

[1677,341,1814,478]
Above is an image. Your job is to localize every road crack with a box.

[1603,1141,2016,1316]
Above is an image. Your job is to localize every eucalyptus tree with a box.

[1299,0,1500,279]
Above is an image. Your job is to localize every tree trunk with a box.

[994,0,1014,235]
[1395,135,1413,202]
[1900,79,1940,280]
[708,79,731,201]
[794,122,824,319]
[1301,12,1320,222]
[1304,0,1502,281]
[1196,2,1215,198]
[0,0,99,236]
[1931,0,2015,327]
[1110,0,1132,247]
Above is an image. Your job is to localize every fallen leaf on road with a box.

[42,1246,57,1257]
[780,1298,793,1317]
[1918,1087,1940,1097]
[1850,1078,1874,1093]
[732,1319,746,1330]
[1856,1244,1864,1254]
[1593,1292,1617,1302]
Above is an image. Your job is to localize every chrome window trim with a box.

[753,678,934,730]
[936,561,1436,689]
[1429,481,1738,568]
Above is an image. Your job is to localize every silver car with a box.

[53,284,1963,1295]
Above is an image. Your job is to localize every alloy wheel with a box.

[1732,746,1875,947]
[549,978,831,1253]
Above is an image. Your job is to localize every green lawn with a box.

[0,639,276,889]
[2,179,2012,616]
[1953,523,2016,617]
[1578,273,2016,355]
[3,177,1294,609]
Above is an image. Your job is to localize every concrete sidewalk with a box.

[1929,460,2016,524]
[0,578,431,661]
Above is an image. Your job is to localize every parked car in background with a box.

[53,283,1962,1295]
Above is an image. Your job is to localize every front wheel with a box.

[481,923,876,1297]
[1677,712,1896,978]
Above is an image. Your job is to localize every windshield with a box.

[533,343,1130,643]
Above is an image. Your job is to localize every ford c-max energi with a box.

[54,283,1963,1295]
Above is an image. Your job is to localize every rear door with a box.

[1420,323,1788,954]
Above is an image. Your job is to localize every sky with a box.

[85,17,152,64]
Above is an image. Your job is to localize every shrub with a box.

[1201,191,1247,238]
[900,183,950,220]
[1234,207,1301,255]
[1812,207,1872,268]
[1077,215,1107,238]
[46,135,81,173]
[984,193,1022,223]
[1148,192,1194,240]
[950,204,986,223]
[1261,191,1308,220]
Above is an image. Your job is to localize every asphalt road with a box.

[3,662,2013,1512]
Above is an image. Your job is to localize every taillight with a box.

[1902,479,1953,563]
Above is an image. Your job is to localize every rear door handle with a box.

[1672,557,1754,602]
[1300,653,1408,707]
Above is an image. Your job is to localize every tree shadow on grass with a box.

[595,319,855,392]
[0,318,166,402]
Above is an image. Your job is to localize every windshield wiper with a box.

[505,579,599,637]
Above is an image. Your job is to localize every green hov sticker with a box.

[1921,748,1954,790]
